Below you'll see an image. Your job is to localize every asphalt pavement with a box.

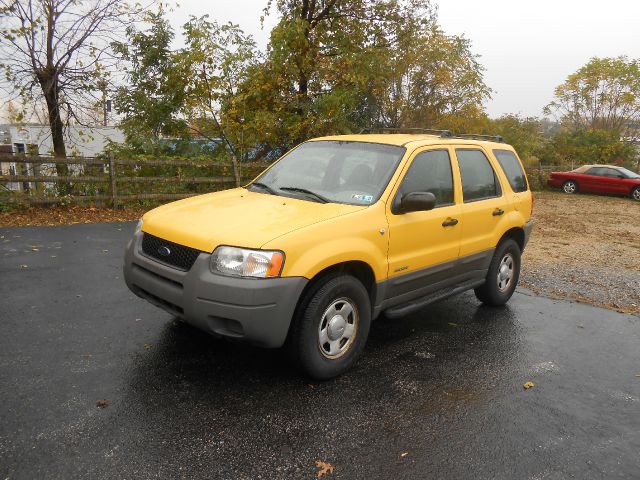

[1,222,639,479]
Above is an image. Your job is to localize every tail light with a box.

[530,191,535,217]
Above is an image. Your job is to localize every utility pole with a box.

[98,79,109,126]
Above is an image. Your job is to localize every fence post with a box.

[108,152,117,209]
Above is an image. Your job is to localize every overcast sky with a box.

[170,0,640,119]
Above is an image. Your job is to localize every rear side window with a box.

[493,149,528,192]
[456,149,502,202]
[397,149,454,207]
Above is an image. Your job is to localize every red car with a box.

[547,165,640,201]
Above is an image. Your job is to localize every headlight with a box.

[210,246,284,278]
[135,219,143,234]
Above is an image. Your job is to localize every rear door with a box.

[454,147,511,266]
[493,148,532,219]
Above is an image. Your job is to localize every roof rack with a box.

[455,133,505,143]
[359,127,453,138]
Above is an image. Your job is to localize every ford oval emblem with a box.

[158,246,171,257]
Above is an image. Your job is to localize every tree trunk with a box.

[39,73,71,194]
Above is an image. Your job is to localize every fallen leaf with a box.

[315,460,334,478]
[523,381,535,390]
[308,384,317,390]
[96,399,109,408]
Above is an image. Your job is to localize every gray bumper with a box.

[123,231,307,348]
[523,219,534,249]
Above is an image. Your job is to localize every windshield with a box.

[249,141,406,205]
[618,167,640,179]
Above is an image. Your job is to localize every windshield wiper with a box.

[249,182,277,195]
[279,187,330,204]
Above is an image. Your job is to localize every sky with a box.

[170,0,640,119]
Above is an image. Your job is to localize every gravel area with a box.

[522,191,640,315]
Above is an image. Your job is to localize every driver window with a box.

[586,167,604,176]
[397,149,454,207]
[603,168,622,178]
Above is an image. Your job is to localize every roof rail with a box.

[359,127,453,138]
[455,133,505,143]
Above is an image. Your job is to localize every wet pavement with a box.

[1,222,639,479]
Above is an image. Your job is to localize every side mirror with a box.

[396,192,437,214]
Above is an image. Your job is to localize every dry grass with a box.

[0,205,146,227]
[526,191,640,271]
[522,191,640,314]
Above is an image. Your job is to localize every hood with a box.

[141,188,366,252]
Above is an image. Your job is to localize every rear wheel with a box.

[632,186,640,201]
[562,180,578,194]
[474,239,521,306]
[287,274,371,380]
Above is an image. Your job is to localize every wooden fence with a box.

[0,154,563,208]
[0,154,270,207]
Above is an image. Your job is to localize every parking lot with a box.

[1,221,639,479]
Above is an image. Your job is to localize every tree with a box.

[4,100,23,123]
[375,22,490,130]
[484,115,545,164]
[545,56,640,134]
[540,128,636,167]
[113,10,189,147]
[178,16,258,184]
[0,0,144,187]
[236,0,490,152]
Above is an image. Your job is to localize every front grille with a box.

[141,233,202,271]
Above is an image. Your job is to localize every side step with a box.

[383,279,485,319]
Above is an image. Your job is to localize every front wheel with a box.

[287,274,371,380]
[562,180,578,194]
[632,186,640,201]
[474,239,521,306]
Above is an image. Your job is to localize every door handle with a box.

[442,218,459,227]
[492,208,505,216]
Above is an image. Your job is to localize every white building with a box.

[0,123,124,156]
[0,124,125,191]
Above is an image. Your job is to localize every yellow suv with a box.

[124,131,533,379]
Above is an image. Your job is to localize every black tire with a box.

[474,239,521,306]
[631,186,640,201]
[287,274,371,380]
[562,180,578,194]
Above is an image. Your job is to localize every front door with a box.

[385,147,462,300]
[599,168,627,194]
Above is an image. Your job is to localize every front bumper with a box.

[123,231,308,348]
